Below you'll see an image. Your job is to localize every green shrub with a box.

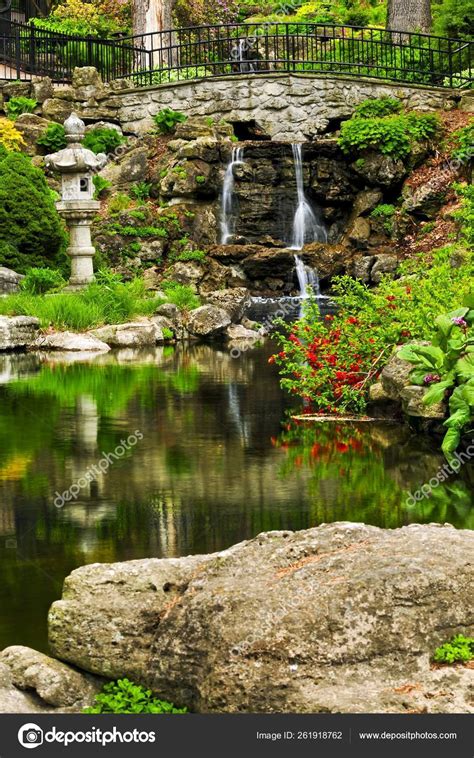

[434,0,474,40]
[433,635,474,664]
[83,127,125,155]
[5,97,37,120]
[451,124,474,162]
[37,123,67,152]
[339,110,440,161]
[0,151,67,273]
[154,109,187,134]
[84,678,187,714]
[444,69,473,89]
[353,97,402,120]
[92,175,112,199]
[162,281,200,311]
[21,268,66,294]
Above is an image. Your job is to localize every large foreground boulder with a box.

[0,316,39,351]
[49,523,474,713]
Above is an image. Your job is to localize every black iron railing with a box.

[0,20,472,88]
[0,20,141,81]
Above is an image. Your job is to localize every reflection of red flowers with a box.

[336,442,349,453]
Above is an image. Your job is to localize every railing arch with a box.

[0,20,472,88]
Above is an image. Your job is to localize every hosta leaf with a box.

[455,353,474,381]
[449,386,470,415]
[444,408,471,428]
[422,380,452,405]
[442,427,461,457]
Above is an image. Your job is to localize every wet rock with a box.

[0,267,23,294]
[353,255,374,283]
[100,146,148,190]
[225,324,260,340]
[347,216,371,248]
[353,153,407,187]
[204,288,251,321]
[302,243,354,283]
[187,305,231,338]
[49,523,474,713]
[380,346,418,400]
[35,332,110,352]
[151,315,175,340]
[1,646,102,709]
[177,137,221,163]
[400,386,446,419]
[371,253,399,283]
[165,261,204,289]
[353,189,383,216]
[90,322,158,347]
[0,316,39,351]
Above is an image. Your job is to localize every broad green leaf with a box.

[444,408,470,428]
[442,427,461,457]
[455,353,474,381]
[422,380,452,406]
[449,386,470,415]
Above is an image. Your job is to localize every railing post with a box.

[447,39,452,88]
[285,23,290,72]
[28,23,35,74]
[15,24,21,79]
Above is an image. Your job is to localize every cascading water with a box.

[290,143,327,250]
[220,146,245,244]
[232,39,256,73]
[294,254,320,300]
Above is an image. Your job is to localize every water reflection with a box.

[0,344,472,652]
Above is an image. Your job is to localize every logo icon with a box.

[18,724,44,749]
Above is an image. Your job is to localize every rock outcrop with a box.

[49,523,474,714]
[34,332,111,352]
[0,267,23,294]
[186,305,231,339]
[0,316,39,351]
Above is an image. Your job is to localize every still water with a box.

[0,342,472,652]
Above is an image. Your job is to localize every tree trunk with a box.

[387,0,432,34]
[133,0,175,70]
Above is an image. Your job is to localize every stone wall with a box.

[0,69,458,139]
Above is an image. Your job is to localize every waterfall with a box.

[220,146,245,244]
[294,254,320,299]
[232,39,256,73]
[290,143,327,250]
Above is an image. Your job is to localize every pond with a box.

[0,341,472,653]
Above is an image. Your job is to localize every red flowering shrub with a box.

[273,247,473,415]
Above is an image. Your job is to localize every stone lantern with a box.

[45,113,107,290]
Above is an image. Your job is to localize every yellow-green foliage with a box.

[0,118,26,152]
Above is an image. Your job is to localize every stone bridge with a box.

[15,69,461,141]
